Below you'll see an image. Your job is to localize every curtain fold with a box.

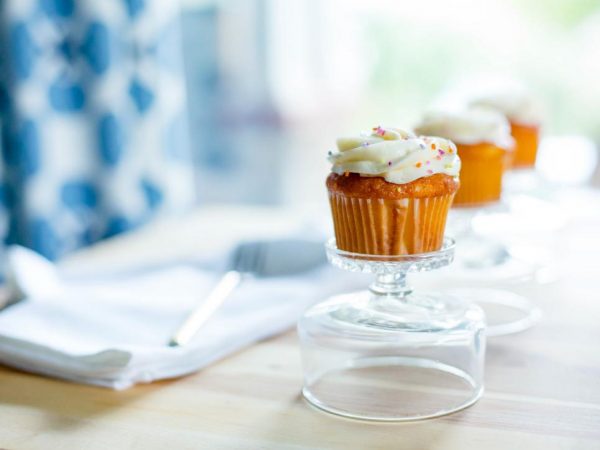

[0,0,194,260]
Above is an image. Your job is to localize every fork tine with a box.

[231,241,269,275]
[233,244,248,272]
[231,245,244,271]
[235,242,256,273]
[253,242,267,275]
[248,242,264,274]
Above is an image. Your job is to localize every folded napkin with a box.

[0,246,355,389]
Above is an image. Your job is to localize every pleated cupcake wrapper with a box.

[511,123,539,168]
[453,156,504,207]
[328,193,454,255]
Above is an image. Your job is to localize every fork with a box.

[168,241,266,347]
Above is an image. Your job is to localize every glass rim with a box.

[325,237,455,263]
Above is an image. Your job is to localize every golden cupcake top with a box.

[414,107,514,150]
[328,126,461,185]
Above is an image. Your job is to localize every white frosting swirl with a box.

[329,126,461,185]
[414,108,514,150]
[468,86,542,125]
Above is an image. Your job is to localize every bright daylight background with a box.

[1,0,599,260]
[183,0,600,205]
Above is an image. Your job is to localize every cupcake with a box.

[414,108,513,207]
[327,126,460,255]
[468,86,541,169]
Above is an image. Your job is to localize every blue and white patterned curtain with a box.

[0,0,194,260]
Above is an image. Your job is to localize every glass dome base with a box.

[303,290,479,336]
[302,355,483,422]
[299,291,485,421]
[298,238,486,422]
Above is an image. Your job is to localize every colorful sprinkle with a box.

[427,169,433,174]
[419,144,426,150]
[426,160,431,165]
[373,126,386,137]
[388,161,392,166]
[415,162,422,168]
[361,142,370,147]
[438,149,445,155]
[430,143,436,150]
[448,148,454,153]
[435,155,442,160]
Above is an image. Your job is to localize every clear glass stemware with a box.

[298,238,486,421]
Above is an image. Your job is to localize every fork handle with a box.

[168,270,243,347]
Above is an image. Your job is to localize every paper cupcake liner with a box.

[510,122,539,168]
[453,156,504,206]
[328,192,454,255]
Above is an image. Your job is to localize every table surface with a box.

[1,198,599,450]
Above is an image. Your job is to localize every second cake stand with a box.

[437,206,543,336]
[298,238,485,421]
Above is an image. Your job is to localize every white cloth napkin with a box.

[0,246,353,389]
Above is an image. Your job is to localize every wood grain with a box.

[0,203,599,450]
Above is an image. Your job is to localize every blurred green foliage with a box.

[361,1,600,142]
[512,0,600,27]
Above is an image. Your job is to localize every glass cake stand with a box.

[472,194,566,285]
[298,238,485,421]
[438,206,543,336]
[446,206,540,282]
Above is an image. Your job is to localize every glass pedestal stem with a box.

[370,272,412,297]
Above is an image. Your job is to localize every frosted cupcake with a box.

[469,86,541,168]
[414,108,513,206]
[327,126,460,255]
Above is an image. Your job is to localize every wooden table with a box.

[1,200,599,449]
